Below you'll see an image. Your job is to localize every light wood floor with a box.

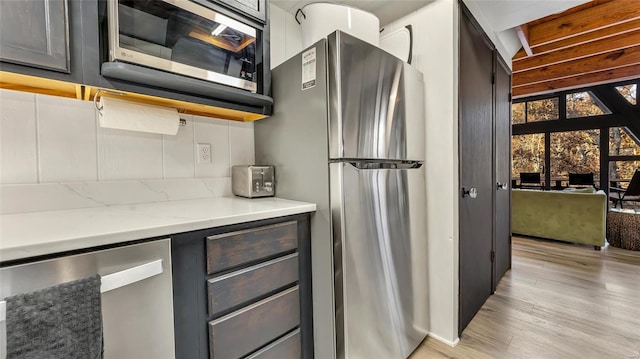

[411,236,640,359]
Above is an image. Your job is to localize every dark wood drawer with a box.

[208,286,300,359]
[206,221,298,274]
[207,253,299,317]
[246,329,301,359]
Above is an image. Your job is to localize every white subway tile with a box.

[140,178,231,200]
[194,116,229,178]
[0,178,233,214]
[163,115,195,178]
[0,183,102,214]
[0,90,38,184]
[37,95,98,182]
[65,180,169,205]
[98,112,164,180]
[202,177,232,197]
[229,120,255,167]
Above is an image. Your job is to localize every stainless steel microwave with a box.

[107,0,258,92]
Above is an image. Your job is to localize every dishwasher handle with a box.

[0,259,163,322]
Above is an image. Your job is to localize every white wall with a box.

[0,89,254,214]
[381,0,460,345]
[269,3,303,68]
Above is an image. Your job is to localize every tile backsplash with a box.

[0,89,255,214]
[0,89,38,184]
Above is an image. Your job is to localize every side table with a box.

[606,209,640,250]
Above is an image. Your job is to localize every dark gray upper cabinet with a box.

[0,0,83,84]
[1,0,272,117]
[0,0,70,72]
[215,0,267,24]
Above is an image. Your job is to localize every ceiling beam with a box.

[526,1,640,47]
[524,0,613,28]
[516,25,533,57]
[513,45,640,86]
[514,18,640,60]
[512,64,640,98]
[513,29,640,72]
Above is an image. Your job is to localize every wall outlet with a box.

[197,143,211,163]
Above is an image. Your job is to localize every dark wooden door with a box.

[494,58,512,290]
[459,8,495,335]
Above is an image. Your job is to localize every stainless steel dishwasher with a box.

[0,239,175,359]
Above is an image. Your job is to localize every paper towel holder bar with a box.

[93,89,186,126]
[94,88,126,113]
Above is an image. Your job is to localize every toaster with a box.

[232,165,275,198]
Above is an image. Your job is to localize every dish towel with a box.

[5,275,103,359]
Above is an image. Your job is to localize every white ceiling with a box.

[271,0,591,29]
[270,0,434,26]
[464,0,592,60]
[464,0,591,32]
[270,0,594,61]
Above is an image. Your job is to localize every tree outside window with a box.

[512,134,544,178]
[615,84,637,105]
[609,127,640,183]
[550,130,600,182]
[512,102,525,124]
[526,98,558,122]
[566,91,610,118]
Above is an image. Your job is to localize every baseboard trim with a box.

[428,333,460,347]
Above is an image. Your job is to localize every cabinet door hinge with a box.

[490,250,495,262]
[491,73,496,84]
[508,93,512,102]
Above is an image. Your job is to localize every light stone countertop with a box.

[0,197,316,262]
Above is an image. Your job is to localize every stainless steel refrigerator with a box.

[255,31,428,359]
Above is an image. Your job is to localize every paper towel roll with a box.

[99,96,180,135]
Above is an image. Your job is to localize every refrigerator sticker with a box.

[302,47,316,90]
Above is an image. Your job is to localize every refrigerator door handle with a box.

[346,161,423,170]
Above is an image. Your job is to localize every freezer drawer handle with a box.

[347,161,423,170]
[0,259,163,322]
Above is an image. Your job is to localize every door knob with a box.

[462,187,478,198]
[496,182,508,190]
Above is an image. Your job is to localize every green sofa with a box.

[512,189,607,249]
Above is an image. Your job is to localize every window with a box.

[512,83,638,191]
[609,127,640,156]
[615,84,637,105]
[609,161,640,186]
[550,130,600,181]
[512,134,545,178]
[526,98,559,122]
[566,91,611,118]
[512,102,525,124]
